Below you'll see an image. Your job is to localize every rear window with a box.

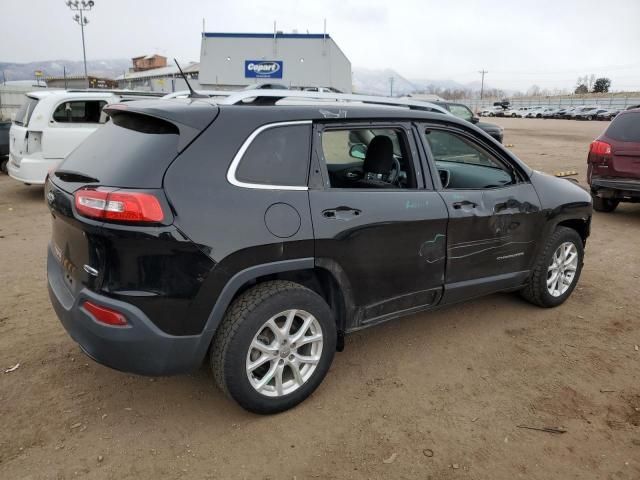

[52,100,107,124]
[13,96,39,126]
[57,112,180,188]
[235,124,311,187]
[606,112,640,142]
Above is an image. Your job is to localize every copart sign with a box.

[245,60,283,78]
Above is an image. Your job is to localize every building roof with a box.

[115,62,199,81]
[203,32,331,39]
[132,54,167,61]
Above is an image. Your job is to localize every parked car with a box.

[479,106,503,117]
[8,90,160,185]
[433,101,504,143]
[596,109,620,121]
[46,91,592,414]
[0,121,10,174]
[542,108,562,119]
[587,108,640,212]
[569,106,596,120]
[526,107,556,119]
[574,108,607,121]
[510,107,533,118]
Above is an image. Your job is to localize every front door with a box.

[419,125,544,304]
[309,122,449,325]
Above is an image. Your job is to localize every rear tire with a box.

[211,280,336,414]
[520,227,584,308]
[0,156,7,175]
[592,195,618,212]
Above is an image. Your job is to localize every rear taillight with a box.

[83,301,128,326]
[589,140,611,156]
[74,188,164,223]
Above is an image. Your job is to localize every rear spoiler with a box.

[104,100,219,151]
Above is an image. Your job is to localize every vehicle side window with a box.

[320,127,417,189]
[52,100,107,124]
[235,124,311,187]
[424,129,515,190]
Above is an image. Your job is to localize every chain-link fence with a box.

[462,94,640,113]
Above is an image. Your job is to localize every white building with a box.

[199,32,352,92]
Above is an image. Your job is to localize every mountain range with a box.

[0,59,490,95]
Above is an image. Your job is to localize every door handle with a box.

[452,200,477,209]
[322,206,362,220]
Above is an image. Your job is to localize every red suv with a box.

[588,108,640,212]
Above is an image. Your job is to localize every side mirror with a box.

[471,116,480,124]
[349,143,367,160]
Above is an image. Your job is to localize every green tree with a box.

[593,77,611,93]
[574,84,588,94]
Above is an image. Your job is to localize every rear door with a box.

[8,95,39,164]
[309,122,448,325]
[418,123,544,304]
[604,111,640,178]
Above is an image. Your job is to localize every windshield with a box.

[448,104,473,121]
[13,96,39,126]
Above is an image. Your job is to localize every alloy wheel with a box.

[547,242,579,297]
[246,309,324,397]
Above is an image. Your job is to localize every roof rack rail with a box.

[65,89,166,97]
[219,89,450,114]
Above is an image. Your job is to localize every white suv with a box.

[8,91,154,185]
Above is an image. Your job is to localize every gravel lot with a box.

[1,118,639,479]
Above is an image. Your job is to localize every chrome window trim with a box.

[226,120,312,190]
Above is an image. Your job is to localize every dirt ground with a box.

[1,118,639,480]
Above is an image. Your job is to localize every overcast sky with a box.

[2,0,640,90]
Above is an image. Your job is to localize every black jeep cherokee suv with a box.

[46,94,592,413]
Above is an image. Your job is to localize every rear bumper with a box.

[8,153,61,185]
[591,177,640,195]
[47,247,209,375]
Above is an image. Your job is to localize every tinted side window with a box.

[424,129,514,189]
[52,100,107,124]
[606,112,640,142]
[235,124,311,187]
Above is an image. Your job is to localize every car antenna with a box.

[174,58,207,98]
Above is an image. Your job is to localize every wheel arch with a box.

[197,258,353,361]
[555,217,591,245]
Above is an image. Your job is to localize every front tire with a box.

[520,227,584,308]
[211,280,336,414]
[592,195,619,212]
[0,157,7,175]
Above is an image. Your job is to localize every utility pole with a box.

[66,1,95,89]
[478,69,488,100]
[389,76,394,97]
